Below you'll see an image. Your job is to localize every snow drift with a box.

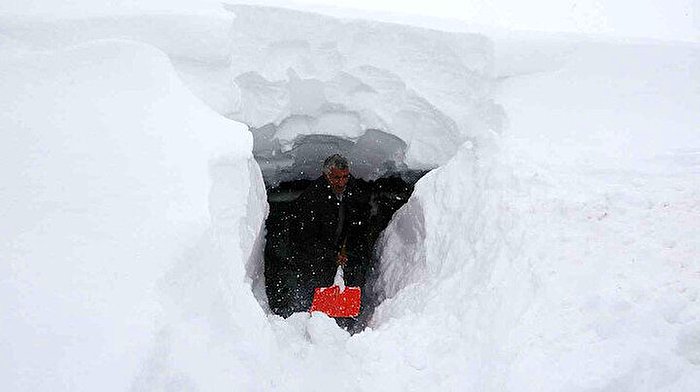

[0,37,273,390]
[371,39,700,389]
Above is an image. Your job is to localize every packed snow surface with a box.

[1,3,699,391]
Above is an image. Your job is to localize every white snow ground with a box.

[1,3,699,391]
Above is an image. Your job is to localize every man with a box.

[289,154,372,315]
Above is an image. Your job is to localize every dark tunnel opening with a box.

[263,170,428,330]
[252,127,431,332]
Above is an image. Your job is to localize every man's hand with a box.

[336,252,348,267]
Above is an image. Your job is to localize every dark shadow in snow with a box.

[252,129,430,333]
[263,170,428,333]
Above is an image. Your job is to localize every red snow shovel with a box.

[310,266,361,317]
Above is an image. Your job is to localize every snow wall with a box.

[0,36,274,390]
[2,3,700,391]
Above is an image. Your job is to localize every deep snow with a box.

[1,3,699,391]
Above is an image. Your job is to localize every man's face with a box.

[325,167,350,194]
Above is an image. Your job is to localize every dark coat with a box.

[290,175,373,291]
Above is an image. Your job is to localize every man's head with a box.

[322,154,350,195]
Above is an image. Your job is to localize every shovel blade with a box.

[310,285,361,317]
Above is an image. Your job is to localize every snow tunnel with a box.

[253,124,430,326]
[224,5,500,332]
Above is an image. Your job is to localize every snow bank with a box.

[0,38,272,391]
[371,40,700,390]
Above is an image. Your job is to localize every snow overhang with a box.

[226,4,500,184]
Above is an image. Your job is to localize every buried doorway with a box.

[254,129,430,329]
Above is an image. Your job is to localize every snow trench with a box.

[222,5,506,326]
[0,7,509,388]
